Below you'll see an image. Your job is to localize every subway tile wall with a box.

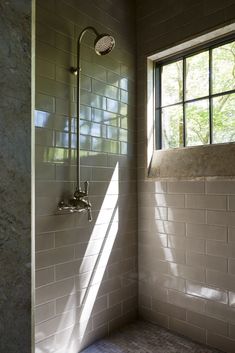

[136,1,235,352]
[138,180,235,350]
[35,1,137,352]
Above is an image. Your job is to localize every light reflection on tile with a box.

[121,142,128,155]
[91,137,102,152]
[121,90,128,103]
[55,132,69,148]
[229,292,235,307]
[53,115,70,132]
[92,79,120,100]
[187,281,228,304]
[120,102,128,116]
[107,98,119,114]
[35,128,54,146]
[80,121,106,138]
[71,117,76,133]
[119,129,128,142]
[91,137,119,154]
[90,123,105,138]
[107,71,120,87]
[81,60,106,82]
[71,133,76,149]
[81,74,92,91]
[92,108,120,127]
[80,105,91,120]
[43,147,70,163]
[107,126,118,140]
[121,117,128,129]
[80,135,91,150]
[35,110,50,127]
[120,77,128,90]
[81,91,106,110]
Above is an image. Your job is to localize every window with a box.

[155,38,235,150]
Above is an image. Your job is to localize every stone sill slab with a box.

[148,143,235,180]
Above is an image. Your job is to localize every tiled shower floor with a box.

[82,321,222,353]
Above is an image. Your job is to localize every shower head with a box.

[94,34,115,55]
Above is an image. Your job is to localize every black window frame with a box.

[155,34,235,150]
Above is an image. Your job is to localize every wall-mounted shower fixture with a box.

[58,26,115,221]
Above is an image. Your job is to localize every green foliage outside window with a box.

[156,40,235,149]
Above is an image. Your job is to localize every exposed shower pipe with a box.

[73,27,99,192]
[58,26,115,221]
[72,26,115,192]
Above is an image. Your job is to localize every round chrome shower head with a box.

[94,34,115,55]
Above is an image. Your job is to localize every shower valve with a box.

[58,181,92,222]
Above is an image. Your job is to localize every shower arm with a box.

[73,27,99,192]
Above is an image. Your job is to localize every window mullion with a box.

[209,48,213,144]
[155,66,162,149]
[159,67,162,149]
[183,57,186,147]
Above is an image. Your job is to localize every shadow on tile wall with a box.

[35,1,137,352]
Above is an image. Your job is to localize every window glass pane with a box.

[213,93,235,143]
[161,60,183,106]
[186,99,209,146]
[185,51,209,100]
[162,105,184,149]
[212,40,235,94]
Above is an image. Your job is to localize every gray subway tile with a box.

[152,299,186,320]
[186,280,228,304]
[206,240,235,258]
[56,291,85,314]
[169,318,206,344]
[186,252,228,272]
[168,263,206,282]
[187,223,227,241]
[186,194,227,210]
[207,210,235,226]
[229,323,235,339]
[206,181,235,195]
[167,181,205,194]
[187,310,228,336]
[35,301,55,325]
[36,278,75,305]
[36,233,55,251]
[168,289,206,313]
[206,300,235,323]
[207,332,235,353]
[168,208,206,224]
[229,227,235,242]
[168,235,205,253]
[36,267,55,288]
[36,93,55,113]
[206,270,235,292]
[36,246,75,269]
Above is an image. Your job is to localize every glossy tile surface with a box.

[35,0,137,352]
[136,1,235,352]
